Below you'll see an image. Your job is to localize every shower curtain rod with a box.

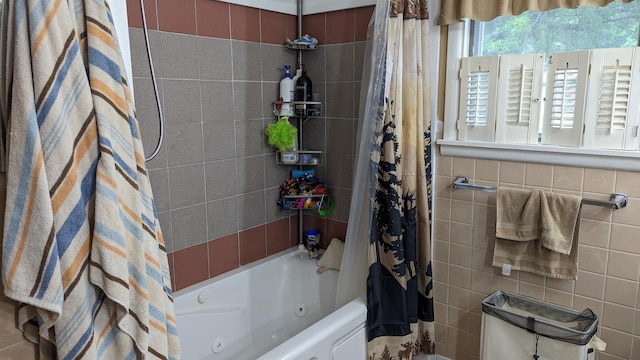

[452,176,628,209]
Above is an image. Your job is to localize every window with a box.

[440,1,640,171]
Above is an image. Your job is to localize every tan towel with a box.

[496,188,542,241]
[540,192,582,255]
[493,189,582,280]
[317,238,345,273]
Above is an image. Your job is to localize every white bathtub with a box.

[174,247,367,360]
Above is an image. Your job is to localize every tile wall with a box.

[433,156,640,360]
[127,0,374,291]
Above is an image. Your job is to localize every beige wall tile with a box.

[470,269,494,295]
[573,295,603,318]
[475,159,499,182]
[434,240,450,262]
[607,251,640,281]
[450,222,473,246]
[448,306,469,331]
[435,175,453,199]
[435,197,451,220]
[451,200,474,224]
[435,301,449,324]
[635,311,640,336]
[472,226,495,250]
[603,303,635,333]
[499,161,526,185]
[525,163,554,188]
[433,261,450,283]
[453,157,476,179]
[577,245,608,274]
[519,271,545,285]
[610,224,640,254]
[519,282,545,300]
[0,340,37,360]
[632,336,640,360]
[579,219,610,248]
[545,288,573,307]
[494,273,518,293]
[468,312,483,336]
[615,171,640,198]
[604,277,638,307]
[553,165,584,191]
[600,327,632,359]
[584,168,616,194]
[450,244,472,267]
[437,156,453,177]
[447,326,469,352]
[471,248,494,273]
[612,197,640,226]
[449,265,472,289]
[575,271,605,300]
[472,203,496,228]
[434,280,449,302]
[469,291,486,314]
[0,297,23,350]
[449,286,471,310]
[546,277,575,292]
[434,219,451,241]
[472,181,497,205]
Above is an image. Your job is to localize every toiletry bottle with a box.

[295,64,313,103]
[279,65,294,116]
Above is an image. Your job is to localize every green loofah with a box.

[265,116,297,152]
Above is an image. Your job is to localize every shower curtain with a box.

[337,0,435,359]
[1,0,179,358]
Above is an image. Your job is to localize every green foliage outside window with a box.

[474,1,640,56]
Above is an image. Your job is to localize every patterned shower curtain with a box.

[366,0,435,359]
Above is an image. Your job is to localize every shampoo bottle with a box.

[295,64,313,103]
[279,65,294,116]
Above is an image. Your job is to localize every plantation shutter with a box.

[495,53,545,144]
[541,51,590,147]
[583,47,640,150]
[458,56,498,141]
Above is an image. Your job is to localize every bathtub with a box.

[174,247,367,360]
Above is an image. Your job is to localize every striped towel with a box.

[1,1,179,359]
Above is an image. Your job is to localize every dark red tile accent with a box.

[173,243,209,290]
[261,10,291,45]
[266,218,291,255]
[157,0,197,35]
[127,0,158,30]
[284,12,298,43]
[239,225,267,265]
[325,219,348,247]
[208,234,239,277]
[302,13,326,46]
[166,252,176,292]
[196,0,231,39]
[230,4,260,42]
[326,9,355,44]
[355,6,375,41]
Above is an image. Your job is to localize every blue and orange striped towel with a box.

[1,0,179,358]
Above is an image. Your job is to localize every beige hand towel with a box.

[540,192,582,255]
[493,189,582,280]
[496,188,542,241]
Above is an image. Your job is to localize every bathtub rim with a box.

[173,246,311,300]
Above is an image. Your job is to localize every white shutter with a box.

[541,51,590,147]
[458,56,498,141]
[583,47,640,150]
[495,53,545,144]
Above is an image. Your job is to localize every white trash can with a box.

[480,290,599,360]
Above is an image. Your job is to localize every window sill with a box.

[437,139,640,172]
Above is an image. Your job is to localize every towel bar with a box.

[452,176,628,209]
